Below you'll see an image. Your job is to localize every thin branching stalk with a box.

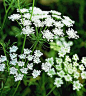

[12,0,35,96]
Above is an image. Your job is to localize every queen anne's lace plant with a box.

[0,6,84,93]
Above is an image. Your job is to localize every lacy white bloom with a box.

[64,74,72,81]
[42,30,54,41]
[34,50,43,57]
[57,70,65,78]
[43,17,55,27]
[18,54,26,59]
[41,62,51,72]
[24,49,32,54]
[9,67,18,75]
[23,13,31,19]
[56,58,62,64]
[73,62,79,66]
[27,63,33,70]
[53,21,64,28]
[47,68,56,77]
[50,10,61,15]
[8,14,21,21]
[72,54,79,61]
[26,55,33,61]
[55,64,62,71]
[0,63,5,71]
[10,58,17,65]
[66,28,79,39]
[65,56,71,62]
[10,53,17,60]
[17,61,24,67]
[73,80,83,91]
[33,57,41,64]
[14,74,24,81]
[62,16,75,27]
[74,72,80,79]
[81,71,86,79]
[1,55,7,62]
[81,57,86,66]
[21,26,35,36]
[17,8,29,13]
[32,69,41,78]
[54,78,63,88]
[79,64,85,71]
[20,68,28,74]
[10,45,18,53]
[45,57,54,67]
[52,28,64,36]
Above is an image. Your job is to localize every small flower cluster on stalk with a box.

[8,7,79,43]
[41,53,86,91]
[0,45,43,81]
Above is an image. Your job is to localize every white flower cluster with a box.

[50,36,73,55]
[8,7,79,42]
[0,45,43,81]
[41,53,86,91]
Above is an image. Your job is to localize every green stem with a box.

[12,81,21,96]
[1,0,14,31]
[30,0,35,20]
[12,0,35,96]
[21,34,26,54]
[46,86,56,96]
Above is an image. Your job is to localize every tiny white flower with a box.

[9,67,18,75]
[27,63,33,70]
[42,30,54,41]
[20,67,28,74]
[17,61,24,67]
[26,55,33,61]
[8,14,21,21]
[47,68,56,77]
[17,8,29,13]
[34,50,43,57]
[10,58,17,65]
[57,70,65,78]
[64,74,72,81]
[33,57,41,64]
[55,64,62,71]
[14,74,24,81]
[65,56,71,62]
[0,63,5,71]
[10,45,18,53]
[72,54,79,61]
[32,69,41,78]
[56,58,62,64]
[66,28,79,39]
[45,57,54,67]
[10,53,17,60]
[41,62,51,72]
[54,78,63,88]
[1,55,7,62]
[73,80,83,91]
[18,54,26,59]
[24,49,32,54]
[74,72,80,79]
[81,71,86,79]
[79,64,85,71]
[81,57,86,66]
